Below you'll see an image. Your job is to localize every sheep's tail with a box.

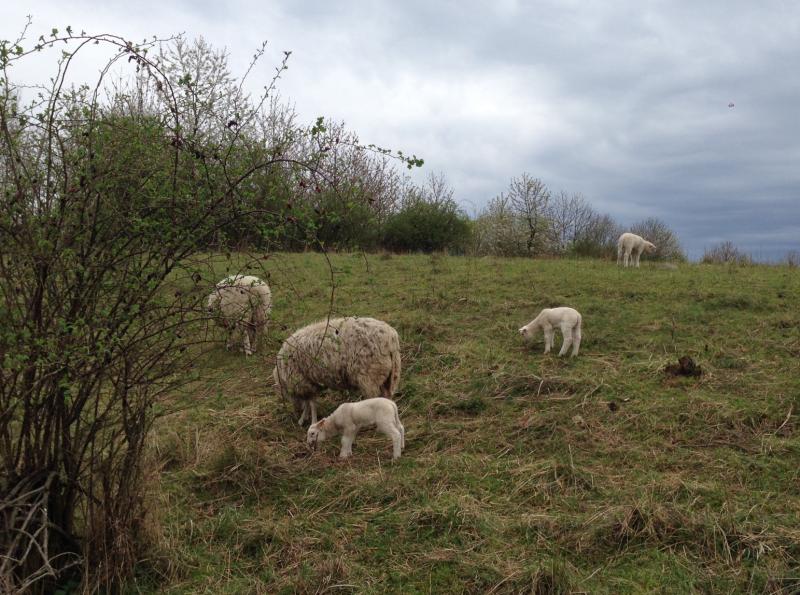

[381,346,402,399]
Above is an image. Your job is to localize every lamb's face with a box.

[205,291,220,314]
[644,242,656,253]
[518,324,535,340]
[307,421,328,448]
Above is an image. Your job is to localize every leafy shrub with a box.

[383,196,471,253]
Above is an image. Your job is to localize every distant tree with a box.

[630,217,686,261]
[472,193,528,256]
[547,191,595,254]
[702,241,752,264]
[382,173,471,253]
[572,212,623,258]
[286,119,408,250]
[507,174,550,256]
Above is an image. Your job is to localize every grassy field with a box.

[134,253,800,594]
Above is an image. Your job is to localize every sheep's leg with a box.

[558,323,573,356]
[309,399,318,425]
[247,325,258,355]
[297,401,308,426]
[572,324,582,357]
[339,432,355,459]
[378,420,403,459]
[399,421,405,449]
[242,326,253,356]
[634,249,641,268]
[623,250,630,267]
[543,328,554,354]
[389,428,402,460]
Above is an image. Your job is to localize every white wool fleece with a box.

[617,232,656,268]
[519,307,582,357]
[206,275,272,356]
[307,397,406,460]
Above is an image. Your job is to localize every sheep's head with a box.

[307,419,329,449]
[644,241,657,253]
[518,323,536,340]
[205,290,220,314]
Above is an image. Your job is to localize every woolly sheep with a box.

[206,275,272,356]
[273,317,401,426]
[519,306,582,357]
[617,232,656,268]
[307,397,406,460]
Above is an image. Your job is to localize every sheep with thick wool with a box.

[307,397,406,460]
[206,275,272,356]
[273,317,401,426]
[519,306,582,357]
[617,232,656,268]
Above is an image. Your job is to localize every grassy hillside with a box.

[135,254,800,594]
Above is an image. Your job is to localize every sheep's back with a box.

[275,317,399,395]
[213,276,271,325]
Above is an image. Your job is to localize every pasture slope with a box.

[135,253,799,594]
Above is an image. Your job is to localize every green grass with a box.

[133,254,800,594]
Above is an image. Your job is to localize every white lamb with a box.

[307,397,405,460]
[206,274,272,356]
[617,232,656,268]
[273,317,401,426]
[519,306,582,357]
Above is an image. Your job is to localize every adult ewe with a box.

[274,317,401,426]
[519,307,582,357]
[206,275,272,356]
[617,232,656,267]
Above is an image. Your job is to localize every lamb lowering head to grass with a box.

[274,317,401,426]
[519,307,582,357]
[307,397,405,460]
[617,232,656,268]
[206,275,272,356]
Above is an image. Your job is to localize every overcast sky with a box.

[3,1,799,259]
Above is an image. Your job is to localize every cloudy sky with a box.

[3,1,799,259]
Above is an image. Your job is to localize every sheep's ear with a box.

[518,327,525,334]
[317,418,326,428]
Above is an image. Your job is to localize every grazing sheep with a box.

[519,307,582,357]
[206,275,272,356]
[273,317,401,426]
[307,397,405,460]
[617,232,656,268]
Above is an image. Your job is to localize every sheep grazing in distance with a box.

[274,317,401,426]
[519,307,582,357]
[206,275,272,356]
[307,397,406,460]
[617,232,656,268]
